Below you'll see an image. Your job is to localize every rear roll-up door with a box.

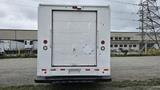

[51,11,97,67]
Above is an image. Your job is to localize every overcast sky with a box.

[0,0,159,32]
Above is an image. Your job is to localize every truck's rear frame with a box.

[36,4,111,83]
[35,76,112,83]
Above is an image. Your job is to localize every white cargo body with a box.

[36,4,111,83]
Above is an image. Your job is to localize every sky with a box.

[0,0,159,32]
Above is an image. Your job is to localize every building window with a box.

[25,41,27,45]
[124,37,131,40]
[127,37,131,40]
[30,41,33,45]
[124,45,127,47]
[110,45,113,47]
[114,45,118,47]
[0,40,4,43]
[120,45,123,47]
[119,37,122,40]
[133,45,137,47]
[111,37,113,40]
[129,45,132,47]
[115,37,118,40]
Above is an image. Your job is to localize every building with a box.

[0,29,160,53]
[0,29,37,53]
[111,32,141,53]
[111,32,160,52]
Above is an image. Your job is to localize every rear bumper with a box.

[35,76,112,83]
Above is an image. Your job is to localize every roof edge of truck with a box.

[39,4,110,7]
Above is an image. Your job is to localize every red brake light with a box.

[43,40,48,44]
[94,69,100,71]
[85,69,90,71]
[104,69,109,71]
[60,69,65,71]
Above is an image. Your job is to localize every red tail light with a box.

[43,40,48,44]
[41,69,47,74]
[51,69,56,71]
[85,69,90,71]
[94,69,100,71]
[104,69,109,71]
[60,69,65,71]
[41,69,46,71]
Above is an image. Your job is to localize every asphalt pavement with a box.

[0,56,160,86]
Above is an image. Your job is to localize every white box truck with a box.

[35,4,111,83]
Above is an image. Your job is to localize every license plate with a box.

[68,69,81,74]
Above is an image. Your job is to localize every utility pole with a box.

[138,0,160,53]
[139,0,145,54]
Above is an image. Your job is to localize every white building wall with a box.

[9,41,24,50]
[33,41,37,50]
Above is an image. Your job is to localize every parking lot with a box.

[0,56,160,86]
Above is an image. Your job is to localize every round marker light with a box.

[101,46,105,51]
[43,40,48,44]
[43,46,48,50]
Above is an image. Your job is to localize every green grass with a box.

[1,79,160,90]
